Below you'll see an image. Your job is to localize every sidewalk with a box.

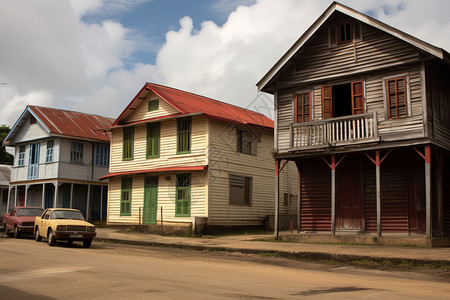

[95,228,450,267]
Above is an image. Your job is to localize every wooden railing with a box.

[289,112,379,149]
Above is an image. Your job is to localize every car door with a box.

[38,210,51,236]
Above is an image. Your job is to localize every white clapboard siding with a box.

[124,92,180,123]
[107,173,206,224]
[110,116,207,173]
[10,120,50,144]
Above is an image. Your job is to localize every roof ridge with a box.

[29,105,115,120]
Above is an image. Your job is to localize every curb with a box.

[95,237,450,269]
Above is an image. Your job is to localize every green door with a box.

[144,176,158,224]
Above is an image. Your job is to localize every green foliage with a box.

[0,125,13,165]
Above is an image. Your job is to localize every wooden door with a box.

[144,176,158,225]
[337,160,364,230]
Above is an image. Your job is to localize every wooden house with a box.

[0,165,11,219]
[3,106,114,221]
[102,83,295,232]
[257,2,450,245]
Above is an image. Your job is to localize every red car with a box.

[3,206,44,238]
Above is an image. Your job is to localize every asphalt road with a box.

[0,236,449,299]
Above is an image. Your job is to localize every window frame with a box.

[122,126,134,161]
[94,144,109,167]
[384,75,410,120]
[177,117,191,154]
[175,174,191,217]
[46,140,54,163]
[229,174,252,206]
[120,177,132,216]
[146,122,160,159]
[70,142,84,163]
[18,145,25,166]
[148,99,159,112]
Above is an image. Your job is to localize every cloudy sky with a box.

[1,0,450,127]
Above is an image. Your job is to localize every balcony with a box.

[289,112,379,150]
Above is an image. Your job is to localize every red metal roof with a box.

[99,165,208,180]
[30,106,115,142]
[114,83,274,129]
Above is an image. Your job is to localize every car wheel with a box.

[83,238,93,248]
[35,227,42,242]
[47,229,56,246]
[13,226,21,239]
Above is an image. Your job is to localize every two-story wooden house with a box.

[3,106,114,221]
[102,83,296,232]
[258,2,450,245]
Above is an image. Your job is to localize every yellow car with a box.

[34,208,96,248]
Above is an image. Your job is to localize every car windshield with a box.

[16,208,44,217]
[50,210,85,221]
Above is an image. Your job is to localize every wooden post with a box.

[86,184,91,221]
[24,184,29,206]
[100,185,104,221]
[331,155,336,235]
[297,167,301,233]
[14,186,18,207]
[425,145,431,238]
[289,123,294,148]
[375,151,381,237]
[275,159,280,239]
[6,186,11,213]
[70,183,74,208]
[41,183,45,208]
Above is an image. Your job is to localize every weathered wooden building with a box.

[3,106,114,221]
[258,2,450,245]
[102,83,296,232]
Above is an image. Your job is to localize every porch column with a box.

[86,184,91,221]
[297,167,301,232]
[425,145,431,238]
[100,185,104,221]
[375,151,381,237]
[41,183,45,208]
[274,159,280,239]
[331,155,336,235]
[14,186,18,206]
[25,184,29,206]
[6,186,11,212]
[53,181,58,208]
[70,183,74,208]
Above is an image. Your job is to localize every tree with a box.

[0,125,13,165]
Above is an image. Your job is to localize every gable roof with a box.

[114,83,274,129]
[4,106,115,146]
[257,1,450,93]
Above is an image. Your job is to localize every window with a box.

[94,144,109,166]
[46,140,54,163]
[176,174,190,217]
[148,99,159,112]
[339,23,352,43]
[18,145,25,166]
[321,81,365,119]
[146,123,160,158]
[177,117,191,154]
[386,77,407,119]
[123,126,134,160]
[329,22,362,47]
[295,92,311,122]
[121,178,132,216]
[236,128,257,156]
[229,174,252,205]
[70,142,84,163]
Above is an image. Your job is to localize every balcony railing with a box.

[289,112,379,150]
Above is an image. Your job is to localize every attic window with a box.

[148,99,159,112]
[339,23,352,43]
[30,115,36,125]
[329,22,362,47]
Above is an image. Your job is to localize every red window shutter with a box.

[352,81,365,115]
[386,77,407,118]
[321,86,333,119]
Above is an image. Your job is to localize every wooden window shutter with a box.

[295,92,311,123]
[386,77,407,118]
[351,81,365,115]
[321,85,333,119]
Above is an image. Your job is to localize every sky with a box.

[1,0,450,128]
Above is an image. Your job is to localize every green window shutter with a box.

[123,126,134,160]
[177,117,191,154]
[146,123,160,158]
[175,174,191,217]
[148,99,159,112]
[120,178,132,216]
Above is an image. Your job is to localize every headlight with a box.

[87,226,95,232]
[56,225,67,231]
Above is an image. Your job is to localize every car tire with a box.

[83,238,93,248]
[35,227,42,242]
[13,226,20,239]
[47,229,56,246]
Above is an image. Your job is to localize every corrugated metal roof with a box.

[29,106,115,142]
[114,83,274,129]
[99,165,208,180]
